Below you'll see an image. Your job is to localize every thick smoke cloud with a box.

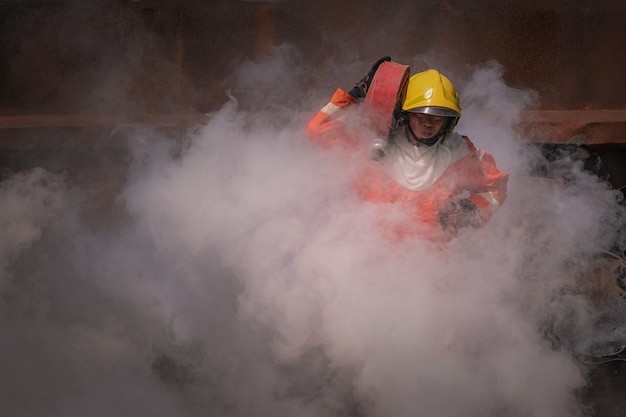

[1,49,624,417]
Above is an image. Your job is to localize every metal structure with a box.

[1,0,625,180]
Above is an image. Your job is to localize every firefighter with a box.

[306,57,508,241]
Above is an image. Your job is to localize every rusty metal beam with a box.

[0,110,625,144]
[0,114,210,129]
[521,109,626,124]
[519,109,626,144]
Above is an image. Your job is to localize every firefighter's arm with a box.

[305,88,359,149]
[465,149,509,223]
[306,57,391,149]
[439,146,508,234]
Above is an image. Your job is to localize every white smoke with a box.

[1,51,624,417]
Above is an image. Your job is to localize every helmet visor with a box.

[406,106,460,118]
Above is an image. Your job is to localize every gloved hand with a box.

[438,198,482,233]
[348,56,392,99]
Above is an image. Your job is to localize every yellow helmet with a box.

[401,69,461,131]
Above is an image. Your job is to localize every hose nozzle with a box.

[369,137,389,162]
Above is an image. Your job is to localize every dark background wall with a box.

[1,2,625,415]
[1,0,625,116]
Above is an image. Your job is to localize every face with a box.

[408,113,445,140]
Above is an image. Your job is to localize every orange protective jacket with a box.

[306,88,509,241]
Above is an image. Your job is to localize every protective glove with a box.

[348,56,392,99]
[438,198,482,233]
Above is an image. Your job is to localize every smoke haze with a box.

[1,49,624,417]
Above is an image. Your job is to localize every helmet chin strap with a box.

[406,123,444,146]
